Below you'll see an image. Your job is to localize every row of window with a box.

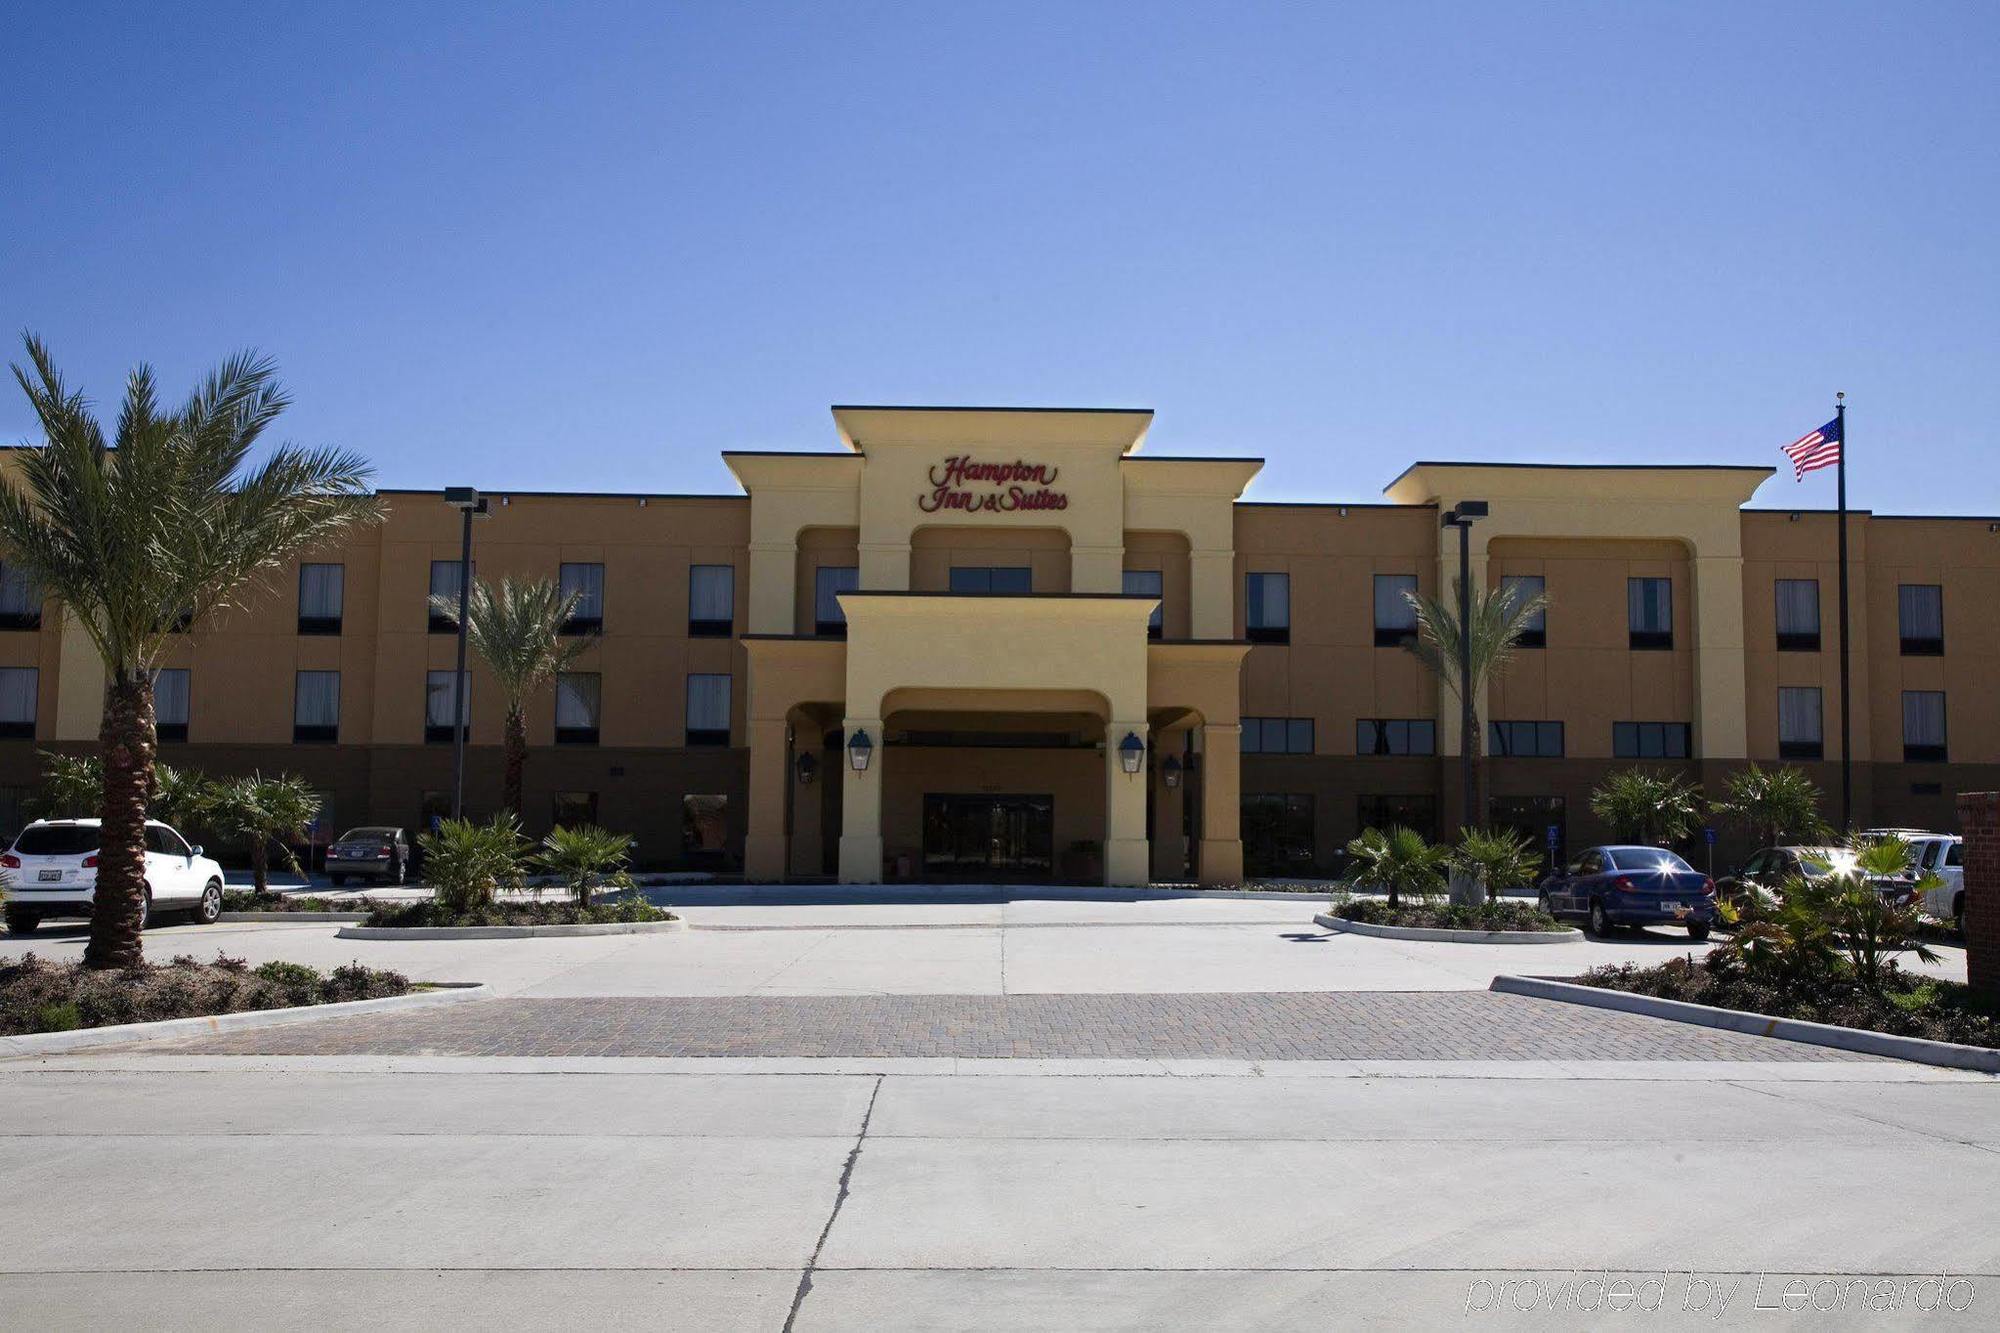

[291,670,732,746]
[1775,579,1946,655]
[1778,685,1951,762]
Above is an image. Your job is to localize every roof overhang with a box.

[831,405,1154,455]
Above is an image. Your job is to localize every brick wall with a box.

[1957,791,2000,1000]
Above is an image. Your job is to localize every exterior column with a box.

[1690,552,1750,760]
[1189,549,1235,640]
[858,541,910,592]
[746,540,796,635]
[1071,544,1125,595]
[837,716,884,883]
[1103,720,1151,887]
[1197,722,1243,884]
[742,716,790,882]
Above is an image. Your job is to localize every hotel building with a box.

[2,406,1995,882]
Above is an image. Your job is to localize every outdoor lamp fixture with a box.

[1440,500,1488,834]
[846,728,874,773]
[442,486,491,821]
[1161,754,1183,789]
[794,751,819,785]
[1118,731,1146,776]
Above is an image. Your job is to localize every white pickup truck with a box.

[1912,835,1965,933]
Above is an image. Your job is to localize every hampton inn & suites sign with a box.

[918,455,1070,513]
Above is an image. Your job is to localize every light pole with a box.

[443,486,488,820]
[1441,501,1488,832]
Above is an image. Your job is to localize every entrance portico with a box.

[731,406,1257,886]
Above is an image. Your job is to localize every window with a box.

[1241,793,1316,877]
[560,563,605,635]
[688,565,734,637]
[1898,584,1944,656]
[146,823,193,858]
[1372,574,1419,648]
[948,566,1032,594]
[1500,575,1546,648]
[1774,579,1820,652]
[1488,720,1564,758]
[424,670,466,744]
[555,672,601,744]
[153,668,190,743]
[1489,794,1565,870]
[685,673,731,746]
[1123,569,1164,639]
[1245,572,1290,644]
[815,565,859,636]
[1356,718,1436,756]
[0,562,41,630]
[1902,691,1947,763]
[294,670,340,743]
[428,560,470,633]
[552,791,598,829]
[1612,721,1690,760]
[1628,577,1673,650]
[1356,794,1437,841]
[683,793,730,865]
[298,563,344,635]
[1240,717,1314,754]
[1777,687,1823,760]
[0,668,35,738]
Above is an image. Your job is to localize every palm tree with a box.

[214,773,322,894]
[1588,768,1704,846]
[535,823,634,908]
[2,335,378,968]
[1342,825,1447,909]
[1718,764,1827,848]
[1403,579,1547,830]
[431,576,594,818]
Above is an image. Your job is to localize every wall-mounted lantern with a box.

[795,751,819,785]
[847,728,874,773]
[1161,754,1182,789]
[1118,731,1146,776]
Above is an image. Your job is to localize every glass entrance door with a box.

[922,794,1055,880]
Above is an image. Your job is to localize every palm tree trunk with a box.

[84,674,155,970]
[503,708,526,819]
[249,838,269,895]
[1468,716,1487,831]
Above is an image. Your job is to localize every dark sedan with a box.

[1538,845,1718,940]
[325,826,411,886]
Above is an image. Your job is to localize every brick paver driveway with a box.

[120,990,1864,1060]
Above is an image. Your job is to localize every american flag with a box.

[1782,416,1842,480]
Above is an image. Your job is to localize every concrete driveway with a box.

[2,891,1992,1330]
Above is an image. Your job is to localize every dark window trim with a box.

[156,722,189,744]
[1776,631,1821,653]
[1373,628,1417,649]
[1899,636,1945,657]
[561,616,603,637]
[428,613,458,635]
[297,615,343,637]
[814,620,849,639]
[1779,740,1824,760]
[1628,629,1674,651]
[686,728,731,747]
[688,618,734,639]
[1904,743,1948,764]
[555,726,601,746]
[1355,718,1436,757]
[423,724,456,745]
[1245,625,1290,645]
[1488,720,1566,758]
[1611,721,1691,760]
[1514,627,1546,649]
[0,612,41,632]
[0,720,33,740]
[293,724,338,744]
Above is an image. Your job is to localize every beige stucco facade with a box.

[4,408,1998,880]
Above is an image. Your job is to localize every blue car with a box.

[1537,845,1718,940]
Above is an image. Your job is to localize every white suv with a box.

[2,819,225,935]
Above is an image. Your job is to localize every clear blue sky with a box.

[4,2,1995,513]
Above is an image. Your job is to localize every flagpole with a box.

[1835,391,1851,832]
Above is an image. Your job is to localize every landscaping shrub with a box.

[0,952,411,1036]
[1334,897,1564,933]
[417,815,527,914]
[221,888,376,913]
[534,824,636,909]
[364,897,673,929]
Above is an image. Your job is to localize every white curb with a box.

[0,983,489,1057]
[335,918,687,940]
[1313,912,1582,944]
[1492,974,2000,1073]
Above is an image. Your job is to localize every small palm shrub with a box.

[213,773,321,893]
[1717,764,1827,847]
[1343,825,1447,909]
[417,815,526,915]
[535,824,635,909]
[1449,826,1542,899]
[1588,768,1704,846]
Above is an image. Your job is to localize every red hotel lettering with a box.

[918,454,1069,513]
